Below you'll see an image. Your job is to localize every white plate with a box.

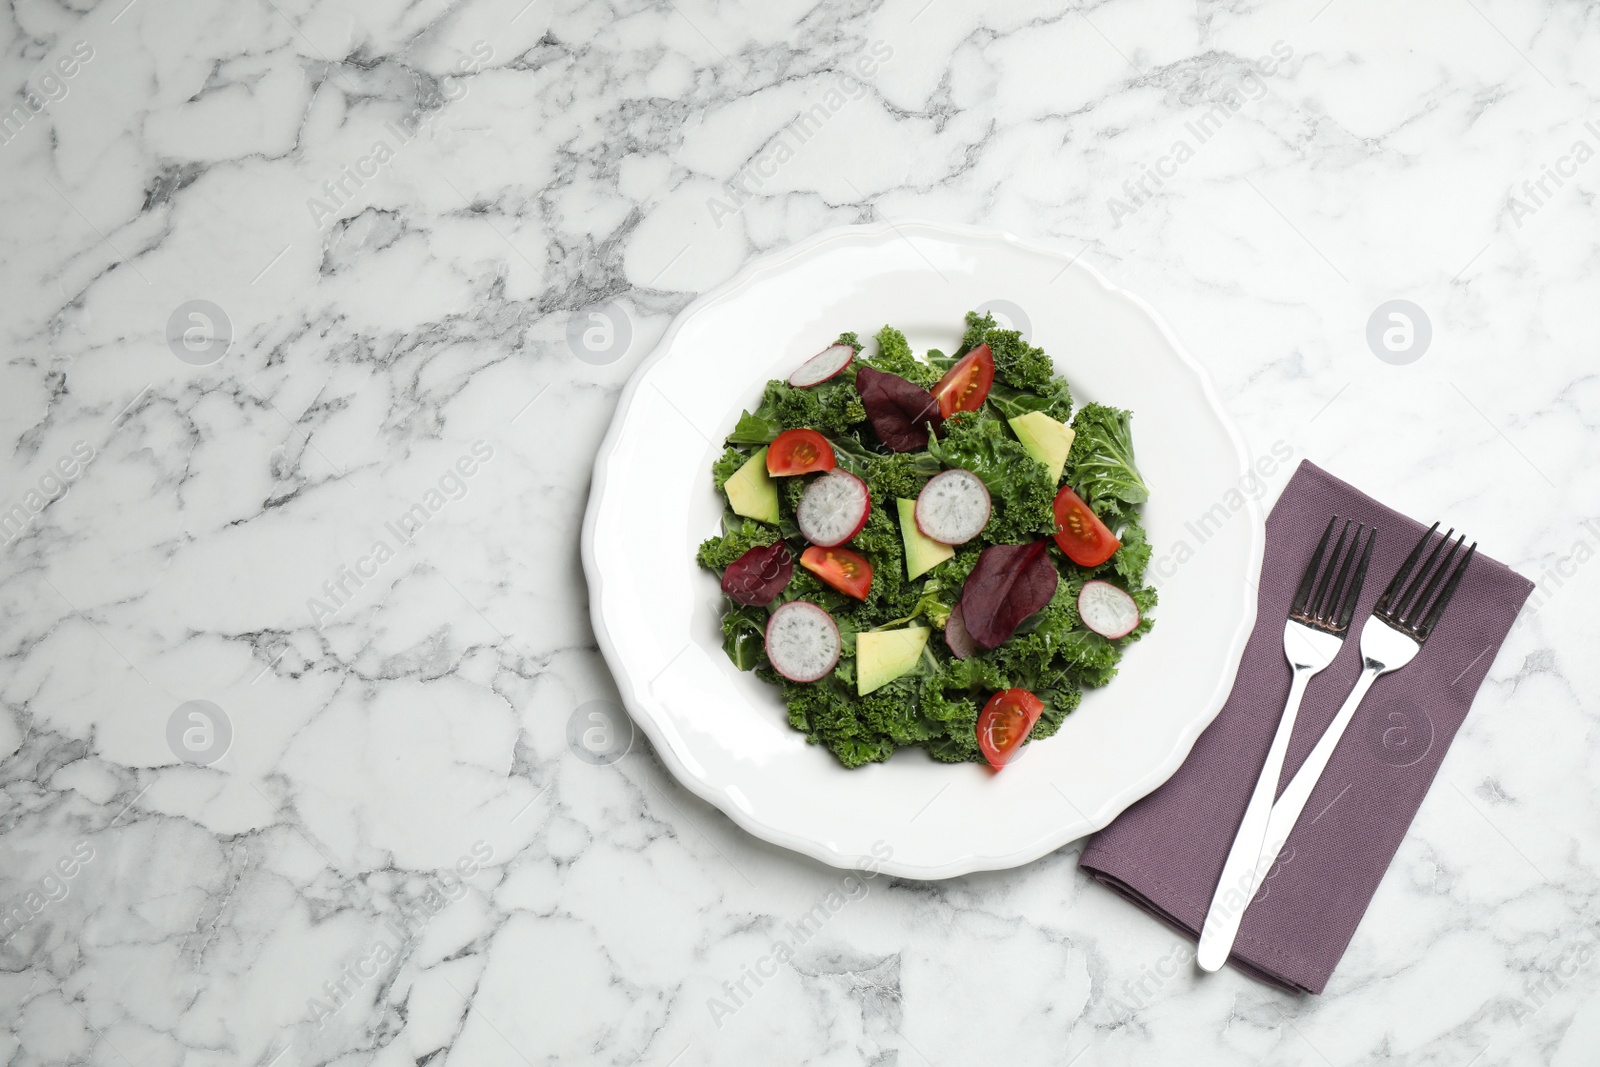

[582,221,1263,879]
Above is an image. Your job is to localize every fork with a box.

[1233,522,1477,948]
[1196,516,1375,972]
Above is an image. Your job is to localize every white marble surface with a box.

[0,0,1596,1063]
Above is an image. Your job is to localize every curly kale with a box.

[696,516,780,570]
[766,379,866,437]
[844,510,959,629]
[961,311,1072,417]
[697,311,1156,768]
[712,445,747,491]
[776,673,897,768]
[779,474,808,517]
[864,325,941,388]
[1067,403,1149,522]
[861,452,941,504]
[1111,519,1152,585]
[727,378,866,444]
[1033,684,1083,738]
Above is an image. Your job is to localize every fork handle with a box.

[1250,663,1385,901]
[1196,666,1315,972]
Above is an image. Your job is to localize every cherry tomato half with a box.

[767,428,837,476]
[932,343,995,419]
[799,545,873,600]
[1052,485,1120,567]
[977,688,1046,769]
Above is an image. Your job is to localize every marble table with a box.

[2,0,1596,1063]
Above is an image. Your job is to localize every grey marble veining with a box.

[0,0,1597,1064]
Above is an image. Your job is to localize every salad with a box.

[695,311,1156,770]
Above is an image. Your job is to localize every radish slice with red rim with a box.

[797,470,870,547]
[764,601,841,682]
[1078,579,1141,639]
[915,469,991,545]
[788,343,855,388]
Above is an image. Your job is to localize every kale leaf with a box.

[728,378,866,444]
[864,325,941,388]
[712,445,748,491]
[696,516,780,570]
[1066,402,1149,520]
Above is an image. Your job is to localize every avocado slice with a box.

[856,625,931,695]
[724,447,780,524]
[896,498,954,579]
[1008,412,1076,483]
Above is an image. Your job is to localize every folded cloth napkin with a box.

[1079,459,1534,993]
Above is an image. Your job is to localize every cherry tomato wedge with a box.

[932,343,995,419]
[767,428,837,476]
[977,688,1046,769]
[1052,485,1120,567]
[799,545,873,600]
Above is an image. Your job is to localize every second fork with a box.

[1196,516,1375,972]
[1245,522,1477,910]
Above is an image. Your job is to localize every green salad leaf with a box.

[695,313,1155,768]
[1067,402,1149,520]
[865,325,941,388]
[721,605,768,671]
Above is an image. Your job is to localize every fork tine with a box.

[1403,533,1464,625]
[1319,522,1363,623]
[1313,520,1354,621]
[1416,542,1476,639]
[1376,521,1440,614]
[1292,515,1339,617]
[1335,528,1376,631]
[1398,527,1455,621]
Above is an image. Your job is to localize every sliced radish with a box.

[1078,579,1141,639]
[788,343,855,388]
[797,470,870,547]
[945,602,976,660]
[915,469,991,545]
[764,601,841,682]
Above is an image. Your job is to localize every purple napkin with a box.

[1079,460,1533,993]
